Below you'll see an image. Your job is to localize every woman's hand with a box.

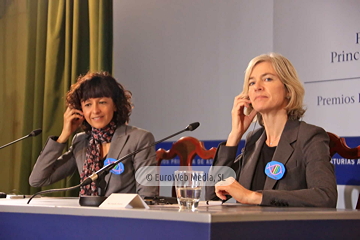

[226,94,257,146]
[215,177,262,205]
[57,107,84,143]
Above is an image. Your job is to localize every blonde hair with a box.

[240,53,305,125]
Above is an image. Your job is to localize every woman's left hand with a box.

[215,177,263,205]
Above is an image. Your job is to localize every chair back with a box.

[327,132,360,209]
[328,132,360,158]
[156,136,216,166]
[156,136,217,197]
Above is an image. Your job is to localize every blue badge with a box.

[265,161,285,180]
[104,158,125,175]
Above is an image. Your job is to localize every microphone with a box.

[0,129,42,150]
[27,122,200,204]
[29,129,42,137]
[186,122,199,131]
[80,122,200,187]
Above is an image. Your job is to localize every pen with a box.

[222,195,232,204]
[206,195,232,205]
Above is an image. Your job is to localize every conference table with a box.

[0,197,360,240]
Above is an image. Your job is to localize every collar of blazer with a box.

[80,124,131,163]
[107,124,131,160]
[239,120,300,190]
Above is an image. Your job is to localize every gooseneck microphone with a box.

[0,129,42,150]
[27,122,200,204]
[80,122,200,187]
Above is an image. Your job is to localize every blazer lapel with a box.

[77,125,129,162]
[239,130,267,189]
[263,120,299,190]
[107,125,129,160]
[104,125,129,182]
[78,134,90,162]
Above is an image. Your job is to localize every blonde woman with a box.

[207,53,337,207]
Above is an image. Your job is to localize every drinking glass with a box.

[174,170,204,210]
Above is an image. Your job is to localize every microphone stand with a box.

[0,135,31,150]
[77,124,197,207]
[0,129,42,150]
[77,177,108,207]
[0,129,42,198]
[27,122,200,206]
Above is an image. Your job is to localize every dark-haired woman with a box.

[29,72,158,198]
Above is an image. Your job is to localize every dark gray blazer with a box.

[206,120,337,207]
[29,125,158,197]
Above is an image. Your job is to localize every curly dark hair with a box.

[66,71,132,132]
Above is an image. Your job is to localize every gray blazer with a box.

[29,125,158,197]
[206,120,338,207]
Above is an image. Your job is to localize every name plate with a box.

[99,193,149,209]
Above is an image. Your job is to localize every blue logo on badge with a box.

[265,161,285,180]
[104,158,125,175]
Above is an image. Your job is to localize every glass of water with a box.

[174,170,204,210]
